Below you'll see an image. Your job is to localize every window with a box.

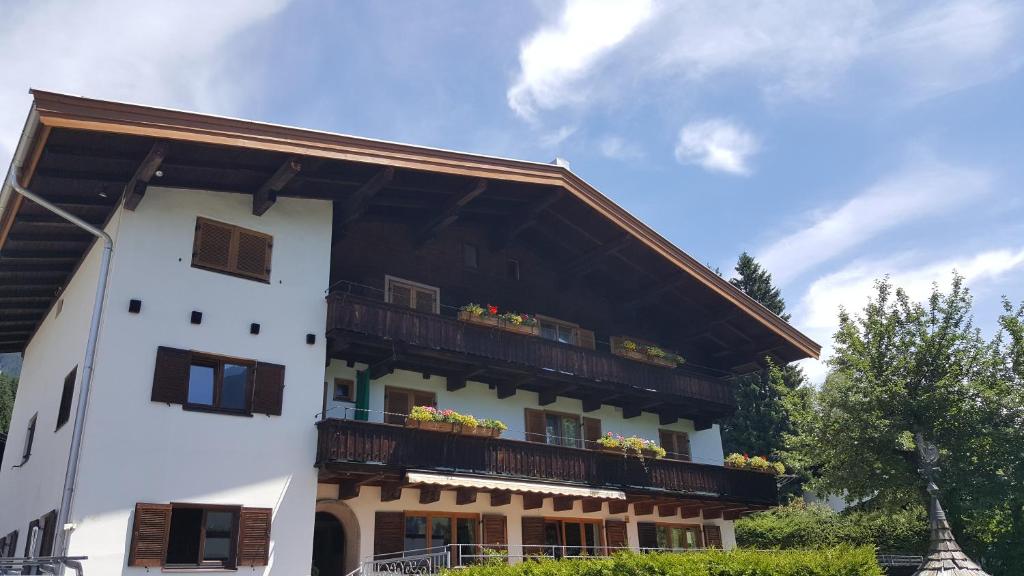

[538,316,577,345]
[655,524,701,550]
[542,519,602,557]
[56,366,77,431]
[384,386,436,425]
[164,505,240,568]
[1,531,16,557]
[462,244,478,269]
[545,413,581,448]
[404,512,479,565]
[658,430,691,461]
[506,259,520,280]
[186,354,254,414]
[333,378,355,402]
[21,413,37,464]
[385,276,440,314]
[129,503,270,568]
[192,217,273,283]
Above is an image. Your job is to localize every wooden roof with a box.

[0,91,820,364]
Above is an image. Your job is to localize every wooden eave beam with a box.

[334,166,395,231]
[493,189,564,250]
[624,275,686,309]
[123,141,169,211]
[416,178,487,245]
[563,235,632,276]
[253,157,302,216]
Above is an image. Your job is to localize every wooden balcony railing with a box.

[326,294,735,408]
[316,419,778,506]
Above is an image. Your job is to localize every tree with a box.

[0,373,17,434]
[792,275,1024,575]
[730,252,789,321]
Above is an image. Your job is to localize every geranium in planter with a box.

[610,336,685,368]
[458,303,539,336]
[724,452,785,475]
[405,406,506,438]
[596,433,667,459]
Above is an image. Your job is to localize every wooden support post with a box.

[659,413,678,426]
[253,156,301,216]
[419,486,441,504]
[334,166,395,233]
[446,374,466,391]
[490,492,512,507]
[622,405,642,419]
[338,480,361,500]
[694,418,713,431]
[538,391,557,406]
[123,141,169,211]
[553,497,574,512]
[456,488,478,505]
[582,398,602,413]
[416,179,487,245]
[496,382,517,399]
[522,494,544,510]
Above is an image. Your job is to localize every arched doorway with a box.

[312,511,345,576]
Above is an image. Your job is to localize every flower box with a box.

[406,420,456,433]
[462,425,502,438]
[609,336,680,369]
[600,446,662,459]
[458,310,540,336]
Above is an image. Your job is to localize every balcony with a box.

[326,294,736,422]
[315,419,777,509]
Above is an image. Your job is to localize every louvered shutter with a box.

[6,531,17,558]
[235,229,272,281]
[676,432,691,461]
[39,510,57,557]
[252,362,285,416]
[605,520,627,550]
[151,347,191,404]
[374,512,405,556]
[577,328,596,350]
[702,525,723,549]
[193,218,233,271]
[128,503,171,567]
[482,515,507,547]
[637,522,658,550]
[238,507,272,566]
[521,517,546,555]
[193,217,273,282]
[582,417,602,449]
[384,388,410,425]
[524,409,546,443]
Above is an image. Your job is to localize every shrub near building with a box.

[449,547,882,576]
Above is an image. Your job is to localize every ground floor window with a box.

[543,519,602,557]
[404,512,479,563]
[166,505,240,568]
[655,524,702,550]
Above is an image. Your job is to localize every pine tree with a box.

[730,252,790,321]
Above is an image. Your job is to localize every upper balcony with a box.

[326,291,736,424]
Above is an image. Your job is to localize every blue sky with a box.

[2,0,1023,380]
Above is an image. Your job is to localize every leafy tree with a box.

[0,373,17,434]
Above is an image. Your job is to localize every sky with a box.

[1,0,1023,382]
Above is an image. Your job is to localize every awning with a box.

[405,472,627,500]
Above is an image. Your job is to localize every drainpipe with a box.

[6,171,114,565]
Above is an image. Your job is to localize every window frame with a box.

[56,366,77,431]
[333,378,356,402]
[653,522,702,550]
[506,258,521,281]
[165,503,241,569]
[21,412,37,464]
[536,315,579,346]
[542,410,582,449]
[541,517,605,556]
[384,386,437,425]
[384,275,441,314]
[191,216,273,283]
[658,429,691,462]
[184,353,257,416]
[462,243,479,269]
[403,511,480,565]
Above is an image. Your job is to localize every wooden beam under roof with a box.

[623,275,687,309]
[333,166,395,232]
[123,141,169,211]
[562,234,632,276]
[252,156,301,216]
[415,178,487,245]
[492,189,564,250]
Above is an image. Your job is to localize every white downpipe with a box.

[7,172,114,567]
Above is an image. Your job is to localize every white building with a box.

[0,91,820,575]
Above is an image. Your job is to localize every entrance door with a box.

[312,512,344,576]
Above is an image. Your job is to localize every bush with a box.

[735,501,928,555]
[447,547,882,576]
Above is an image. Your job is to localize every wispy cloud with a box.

[0,0,290,159]
[599,135,644,161]
[507,0,654,121]
[674,118,759,175]
[756,161,991,284]
[794,247,1024,382]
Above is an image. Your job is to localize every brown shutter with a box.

[128,503,172,567]
[238,507,272,566]
[151,347,191,404]
[521,517,547,555]
[576,328,596,350]
[252,362,286,416]
[384,388,410,425]
[374,512,405,556]
[582,417,602,449]
[6,531,17,558]
[605,520,627,550]
[637,522,658,549]
[524,409,546,443]
[482,515,507,547]
[193,218,233,271]
[235,229,273,281]
[39,510,57,557]
[702,524,723,549]
[677,432,691,461]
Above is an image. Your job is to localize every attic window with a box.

[462,244,478,269]
[192,217,273,283]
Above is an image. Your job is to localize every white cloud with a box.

[794,247,1024,383]
[0,0,290,160]
[756,161,991,284]
[674,119,759,175]
[538,125,578,148]
[598,135,643,160]
[507,0,654,121]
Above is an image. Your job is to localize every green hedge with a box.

[447,547,882,576]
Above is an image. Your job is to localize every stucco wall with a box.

[63,187,332,574]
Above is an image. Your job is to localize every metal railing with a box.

[0,556,86,575]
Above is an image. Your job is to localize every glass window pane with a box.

[390,284,412,308]
[583,524,598,555]
[557,325,574,345]
[188,365,215,406]
[563,522,582,556]
[545,415,559,445]
[221,364,249,410]
[463,244,478,268]
[431,517,452,548]
[456,518,478,545]
[685,528,697,549]
[203,511,234,562]
[561,417,580,448]
[414,289,436,314]
[166,508,203,565]
[656,526,668,549]
[540,322,557,341]
[405,517,427,552]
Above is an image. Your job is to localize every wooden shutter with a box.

[374,512,405,556]
[252,362,286,416]
[238,507,272,566]
[521,517,546,555]
[151,347,191,404]
[659,430,691,461]
[702,525,723,549]
[577,328,596,350]
[39,510,57,557]
[605,520,627,550]
[582,417,602,449]
[6,531,17,558]
[676,432,691,461]
[235,229,273,281]
[384,388,410,425]
[193,217,273,282]
[636,522,657,549]
[193,218,233,270]
[482,515,507,547]
[128,503,171,567]
[524,409,546,443]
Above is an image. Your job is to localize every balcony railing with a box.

[316,419,777,506]
[326,293,735,408]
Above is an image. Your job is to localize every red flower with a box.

[487,304,498,315]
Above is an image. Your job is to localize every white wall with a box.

[324,362,726,466]
[63,187,332,574]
